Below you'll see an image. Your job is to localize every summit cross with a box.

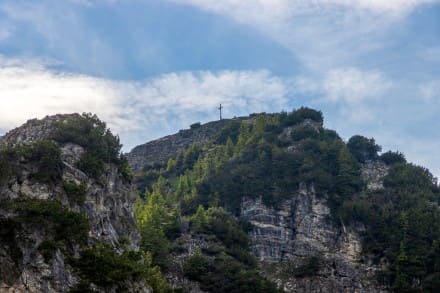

[218,104,223,120]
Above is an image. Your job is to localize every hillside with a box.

[0,109,439,292]
[0,114,167,292]
[129,108,440,292]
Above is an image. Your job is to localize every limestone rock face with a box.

[0,114,140,292]
[241,185,383,292]
[361,160,388,190]
[0,114,81,148]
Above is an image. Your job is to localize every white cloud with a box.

[0,58,291,150]
[323,67,390,104]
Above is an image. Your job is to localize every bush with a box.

[183,251,208,281]
[77,151,104,179]
[25,140,63,183]
[0,140,63,185]
[38,240,63,261]
[291,125,319,141]
[190,122,201,129]
[73,243,169,291]
[380,151,406,166]
[183,252,280,293]
[63,181,88,205]
[11,198,89,244]
[280,107,323,127]
[347,135,381,163]
[53,113,130,181]
[293,256,322,278]
[383,163,436,193]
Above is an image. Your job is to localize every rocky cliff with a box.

[0,114,143,292]
[241,184,382,292]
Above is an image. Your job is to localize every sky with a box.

[0,0,439,178]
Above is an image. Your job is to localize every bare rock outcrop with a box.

[241,185,384,292]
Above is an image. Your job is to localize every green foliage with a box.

[10,198,89,245]
[63,180,87,205]
[190,206,250,251]
[183,251,280,293]
[53,113,131,181]
[293,256,322,278]
[76,151,104,178]
[26,140,63,183]
[0,140,63,185]
[38,240,63,262]
[135,183,180,270]
[182,143,201,171]
[279,107,323,127]
[182,250,208,280]
[190,122,201,129]
[192,117,361,216]
[380,151,406,166]
[290,125,319,141]
[215,120,242,144]
[383,163,436,195]
[342,163,440,291]
[73,243,169,292]
[347,135,381,163]
[1,198,89,264]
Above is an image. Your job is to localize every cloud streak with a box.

[0,58,291,150]
[170,0,439,72]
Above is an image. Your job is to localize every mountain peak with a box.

[0,113,80,148]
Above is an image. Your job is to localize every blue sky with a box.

[0,0,439,178]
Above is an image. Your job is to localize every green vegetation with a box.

[347,135,382,163]
[133,108,357,291]
[0,197,89,272]
[183,250,280,293]
[190,122,201,129]
[4,109,435,291]
[10,198,90,245]
[180,206,279,292]
[0,114,170,291]
[292,256,322,278]
[53,113,132,181]
[0,140,63,185]
[63,180,88,205]
[279,107,323,127]
[379,150,407,166]
[72,243,168,292]
[133,108,439,292]
[342,163,440,291]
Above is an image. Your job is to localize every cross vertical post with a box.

[218,103,223,120]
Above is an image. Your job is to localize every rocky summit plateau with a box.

[1,109,439,292]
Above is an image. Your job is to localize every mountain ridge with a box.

[0,109,439,292]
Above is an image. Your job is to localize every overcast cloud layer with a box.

[0,0,439,178]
